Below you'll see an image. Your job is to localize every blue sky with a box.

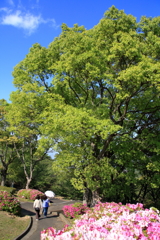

[1,0,160,102]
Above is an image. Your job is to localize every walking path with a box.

[19,198,81,240]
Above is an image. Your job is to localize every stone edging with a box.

[13,216,33,240]
[59,213,71,226]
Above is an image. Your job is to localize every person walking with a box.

[42,195,50,218]
[40,194,45,215]
[33,195,42,221]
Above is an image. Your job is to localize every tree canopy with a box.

[9,6,160,206]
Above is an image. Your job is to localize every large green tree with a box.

[11,6,160,206]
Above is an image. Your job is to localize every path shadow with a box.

[40,215,58,219]
[50,209,63,216]
[21,208,35,217]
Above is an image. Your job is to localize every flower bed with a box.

[63,202,89,218]
[0,190,21,215]
[41,202,160,239]
[17,189,44,200]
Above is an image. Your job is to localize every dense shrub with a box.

[0,190,21,215]
[63,202,89,218]
[0,186,16,195]
[17,189,44,200]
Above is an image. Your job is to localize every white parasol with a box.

[45,190,55,198]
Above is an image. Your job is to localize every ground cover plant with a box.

[41,202,160,240]
[0,190,21,215]
[0,211,30,240]
[17,189,44,200]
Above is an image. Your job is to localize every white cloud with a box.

[1,10,42,34]
[0,9,57,35]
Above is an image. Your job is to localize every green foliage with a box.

[51,168,83,200]
[5,92,51,189]
[9,6,160,206]
[29,157,55,192]
[0,99,18,186]
[7,158,26,189]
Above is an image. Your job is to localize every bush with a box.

[17,189,44,200]
[63,202,89,219]
[0,186,16,195]
[0,191,21,215]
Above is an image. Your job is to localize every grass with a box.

[0,211,30,240]
[16,196,34,202]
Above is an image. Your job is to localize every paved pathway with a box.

[20,198,81,240]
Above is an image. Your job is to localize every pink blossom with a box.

[41,202,160,240]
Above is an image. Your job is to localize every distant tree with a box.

[30,155,55,192]
[7,157,26,188]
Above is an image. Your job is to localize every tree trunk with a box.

[1,168,7,186]
[92,190,101,206]
[25,178,32,189]
[83,188,92,207]
[1,177,5,186]
[83,188,101,207]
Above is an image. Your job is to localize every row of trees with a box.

[0,6,160,207]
